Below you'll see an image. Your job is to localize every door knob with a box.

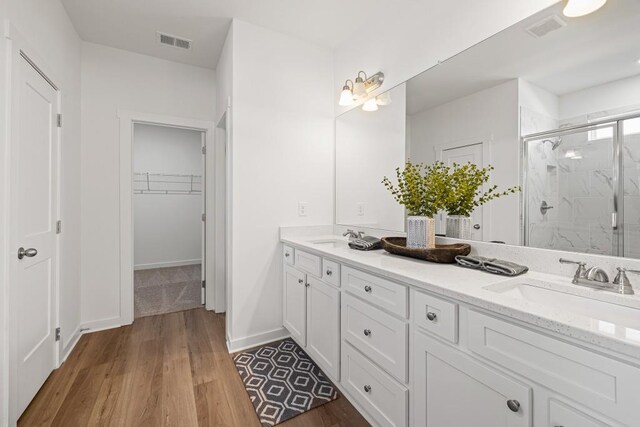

[17,247,37,260]
[506,399,520,413]
[473,224,481,230]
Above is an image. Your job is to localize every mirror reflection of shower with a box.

[542,137,562,150]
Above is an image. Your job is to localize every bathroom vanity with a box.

[280,229,640,427]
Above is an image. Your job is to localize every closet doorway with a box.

[132,124,205,318]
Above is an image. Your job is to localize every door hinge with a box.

[202,145,207,155]
[201,213,206,222]
[56,220,62,234]
[201,280,206,289]
[57,114,63,128]
[55,327,61,341]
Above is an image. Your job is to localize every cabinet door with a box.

[306,276,340,380]
[548,399,610,427]
[283,265,307,345]
[412,331,531,427]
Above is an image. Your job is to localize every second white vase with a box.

[407,216,436,249]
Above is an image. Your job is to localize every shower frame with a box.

[521,111,640,257]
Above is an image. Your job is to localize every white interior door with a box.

[10,54,59,416]
[439,143,484,240]
[201,132,206,305]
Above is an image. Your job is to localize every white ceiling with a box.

[61,0,401,69]
[406,0,640,115]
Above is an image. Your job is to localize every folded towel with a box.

[349,236,382,251]
[455,255,528,277]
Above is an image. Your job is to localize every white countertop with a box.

[281,233,640,361]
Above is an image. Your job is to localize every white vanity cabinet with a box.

[282,248,341,381]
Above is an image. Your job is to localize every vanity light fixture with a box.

[563,0,607,17]
[339,80,355,106]
[362,98,379,112]
[376,91,392,106]
[338,70,385,105]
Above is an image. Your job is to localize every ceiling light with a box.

[339,80,355,106]
[563,0,607,17]
[362,98,379,112]
[376,91,392,106]
[353,72,368,100]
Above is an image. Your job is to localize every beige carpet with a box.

[134,264,202,318]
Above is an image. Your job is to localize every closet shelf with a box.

[134,172,202,195]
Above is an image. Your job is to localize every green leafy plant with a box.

[381,161,450,217]
[444,162,520,217]
[382,161,521,218]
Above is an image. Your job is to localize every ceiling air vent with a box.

[525,15,567,38]
[157,32,192,50]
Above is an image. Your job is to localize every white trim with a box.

[80,317,122,334]
[134,259,200,271]
[225,327,289,353]
[60,327,82,363]
[118,110,216,326]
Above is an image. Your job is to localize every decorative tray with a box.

[380,237,471,264]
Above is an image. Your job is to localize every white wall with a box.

[560,74,640,121]
[133,124,203,269]
[0,0,81,423]
[336,84,406,231]
[333,0,559,117]
[226,20,334,350]
[80,42,215,328]
[409,80,521,244]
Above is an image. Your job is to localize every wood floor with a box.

[18,308,370,427]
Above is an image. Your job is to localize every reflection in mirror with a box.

[335,0,640,257]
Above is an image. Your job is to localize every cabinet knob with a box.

[426,312,437,321]
[298,279,304,284]
[305,282,310,288]
[364,285,372,293]
[363,385,371,393]
[285,252,290,257]
[326,269,332,276]
[506,399,520,413]
[363,329,372,337]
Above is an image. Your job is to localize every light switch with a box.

[298,202,308,216]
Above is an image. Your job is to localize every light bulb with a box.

[353,78,367,100]
[339,88,354,106]
[362,98,378,112]
[376,91,392,106]
[563,0,607,17]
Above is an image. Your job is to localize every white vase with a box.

[406,216,436,249]
[446,215,472,239]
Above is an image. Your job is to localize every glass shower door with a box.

[622,117,640,258]
[524,123,617,255]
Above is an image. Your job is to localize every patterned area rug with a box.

[233,339,339,426]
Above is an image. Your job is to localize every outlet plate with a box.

[357,203,365,216]
[298,202,308,217]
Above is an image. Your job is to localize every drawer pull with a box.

[363,329,372,337]
[285,252,290,258]
[426,312,437,321]
[305,282,310,288]
[298,279,304,284]
[326,269,333,276]
[363,384,371,393]
[364,285,372,293]
[506,399,520,413]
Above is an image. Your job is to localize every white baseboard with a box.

[226,327,290,353]
[134,259,201,271]
[80,317,122,334]
[60,326,82,363]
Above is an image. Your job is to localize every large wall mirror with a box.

[336,0,640,258]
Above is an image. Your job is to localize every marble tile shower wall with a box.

[529,132,640,258]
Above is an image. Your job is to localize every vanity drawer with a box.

[549,399,611,427]
[342,266,408,318]
[342,342,408,427]
[294,249,322,277]
[342,293,408,383]
[413,290,458,343]
[322,258,340,287]
[283,245,295,265]
[467,310,640,426]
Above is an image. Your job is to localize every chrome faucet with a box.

[559,258,634,295]
[342,229,364,240]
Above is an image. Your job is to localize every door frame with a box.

[3,23,63,425]
[118,110,216,324]
[435,138,491,239]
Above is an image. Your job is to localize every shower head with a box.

[542,137,562,150]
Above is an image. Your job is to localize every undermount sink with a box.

[308,238,349,248]
[485,280,640,330]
